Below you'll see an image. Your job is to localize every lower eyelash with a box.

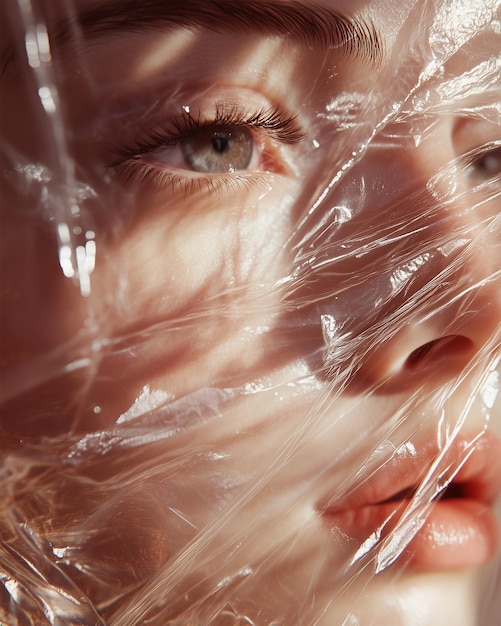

[111,159,271,198]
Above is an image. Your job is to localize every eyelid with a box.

[110,160,275,201]
[452,116,501,154]
[178,104,304,143]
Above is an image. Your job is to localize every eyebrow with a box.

[1,0,382,77]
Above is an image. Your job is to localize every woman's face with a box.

[1,0,500,624]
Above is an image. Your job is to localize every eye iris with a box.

[181,125,253,173]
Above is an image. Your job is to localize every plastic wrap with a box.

[1,0,500,624]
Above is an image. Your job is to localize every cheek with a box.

[96,185,293,322]
[75,186,296,418]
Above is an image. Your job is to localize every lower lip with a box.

[409,498,499,569]
[324,498,499,570]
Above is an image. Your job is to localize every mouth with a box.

[318,431,501,571]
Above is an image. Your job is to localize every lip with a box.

[318,431,501,571]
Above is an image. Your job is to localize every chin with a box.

[316,569,487,626]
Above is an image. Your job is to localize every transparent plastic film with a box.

[0,0,500,625]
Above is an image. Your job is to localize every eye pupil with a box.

[181,125,253,173]
[212,136,229,153]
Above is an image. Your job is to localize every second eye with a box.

[467,144,501,182]
[179,125,254,173]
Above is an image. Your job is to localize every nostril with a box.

[347,332,478,394]
[405,335,474,371]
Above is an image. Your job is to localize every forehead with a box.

[11,0,416,47]
[2,0,497,75]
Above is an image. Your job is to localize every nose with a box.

[289,123,501,393]
[350,291,500,393]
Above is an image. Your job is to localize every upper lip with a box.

[318,430,501,515]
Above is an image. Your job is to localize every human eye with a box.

[108,102,305,195]
[465,142,501,183]
[453,118,501,185]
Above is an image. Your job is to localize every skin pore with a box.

[0,1,500,624]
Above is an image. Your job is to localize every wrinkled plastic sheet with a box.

[1,0,500,624]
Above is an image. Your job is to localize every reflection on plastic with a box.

[0,0,500,625]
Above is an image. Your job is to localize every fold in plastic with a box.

[1,0,500,624]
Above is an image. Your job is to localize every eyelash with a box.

[109,105,304,193]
